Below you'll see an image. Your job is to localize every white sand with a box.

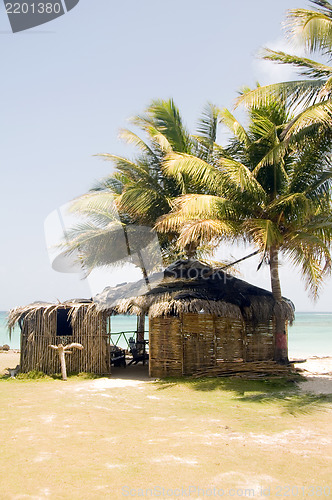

[292,357,332,394]
[0,350,20,375]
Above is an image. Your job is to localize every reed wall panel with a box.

[244,320,274,361]
[149,316,182,377]
[214,317,245,363]
[148,312,280,377]
[182,313,215,375]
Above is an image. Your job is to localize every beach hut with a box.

[9,259,294,377]
[8,299,110,375]
[94,259,295,377]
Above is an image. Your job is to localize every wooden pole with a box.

[49,343,84,380]
[59,345,67,380]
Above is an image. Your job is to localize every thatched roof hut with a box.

[94,260,294,377]
[8,299,109,375]
[9,260,294,378]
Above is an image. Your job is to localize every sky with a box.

[1,0,331,312]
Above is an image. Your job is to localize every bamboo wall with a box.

[149,316,183,377]
[149,312,281,377]
[20,307,110,375]
[244,320,275,362]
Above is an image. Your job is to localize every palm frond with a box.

[117,187,170,222]
[261,48,332,78]
[90,175,124,194]
[69,192,119,220]
[219,108,250,146]
[319,74,332,96]
[132,99,191,153]
[154,194,231,234]
[171,194,234,219]
[163,153,225,194]
[282,99,332,139]
[244,219,283,254]
[284,230,332,298]
[236,80,324,110]
[267,192,313,218]
[196,102,220,144]
[253,141,289,175]
[176,219,237,248]
[218,157,266,199]
[286,4,332,55]
[118,129,157,158]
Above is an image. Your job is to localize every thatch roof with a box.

[93,260,295,323]
[8,260,294,330]
[7,299,96,335]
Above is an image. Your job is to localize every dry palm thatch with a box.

[93,259,295,323]
[7,299,96,337]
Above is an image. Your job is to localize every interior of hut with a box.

[108,313,149,370]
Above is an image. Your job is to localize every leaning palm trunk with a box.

[269,246,289,364]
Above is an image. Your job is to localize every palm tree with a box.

[236,0,332,140]
[156,93,332,363]
[66,99,222,266]
[62,99,221,338]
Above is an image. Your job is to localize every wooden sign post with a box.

[49,343,84,380]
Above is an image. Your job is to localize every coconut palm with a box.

[236,0,332,140]
[156,93,332,363]
[64,99,222,270]
[62,99,222,339]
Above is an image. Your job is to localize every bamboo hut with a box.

[94,259,295,377]
[8,299,110,375]
[9,260,294,378]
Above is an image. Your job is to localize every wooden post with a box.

[137,313,145,342]
[49,343,84,380]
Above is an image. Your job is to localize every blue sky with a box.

[1,0,331,311]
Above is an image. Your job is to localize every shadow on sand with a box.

[155,375,332,415]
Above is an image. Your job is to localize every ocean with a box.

[1,311,331,358]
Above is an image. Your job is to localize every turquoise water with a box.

[0,312,19,349]
[288,312,332,358]
[1,311,331,358]
[0,312,142,351]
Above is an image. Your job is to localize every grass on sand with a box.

[0,366,332,499]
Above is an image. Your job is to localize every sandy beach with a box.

[0,350,20,374]
[1,351,331,394]
[1,351,331,497]
[292,356,332,394]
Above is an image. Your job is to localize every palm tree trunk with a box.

[269,245,289,364]
[124,227,148,342]
[136,313,145,342]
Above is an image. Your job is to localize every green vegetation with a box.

[64,99,222,268]
[0,371,102,381]
[155,376,332,416]
[238,0,332,141]
[157,92,332,362]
